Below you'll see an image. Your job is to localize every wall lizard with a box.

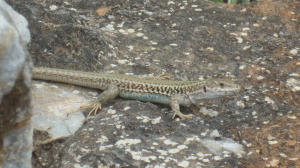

[32,67,241,120]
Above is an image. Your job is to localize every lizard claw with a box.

[154,73,174,80]
[81,102,102,121]
[172,112,193,120]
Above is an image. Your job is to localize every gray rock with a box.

[0,0,32,167]
[6,0,300,167]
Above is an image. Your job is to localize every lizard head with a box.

[187,79,241,104]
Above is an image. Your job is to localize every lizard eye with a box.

[220,83,224,88]
[203,86,206,92]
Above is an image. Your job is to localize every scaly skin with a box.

[32,67,241,120]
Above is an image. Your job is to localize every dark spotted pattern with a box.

[33,67,239,98]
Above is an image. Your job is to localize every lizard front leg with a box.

[84,84,119,121]
[170,96,193,119]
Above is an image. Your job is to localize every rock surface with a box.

[5,0,300,167]
[0,0,32,167]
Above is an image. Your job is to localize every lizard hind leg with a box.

[83,84,119,121]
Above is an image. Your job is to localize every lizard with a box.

[32,67,241,120]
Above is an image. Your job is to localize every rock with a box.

[0,0,32,167]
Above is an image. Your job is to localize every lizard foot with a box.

[81,102,102,121]
[154,73,174,80]
[172,111,193,120]
[143,73,175,80]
